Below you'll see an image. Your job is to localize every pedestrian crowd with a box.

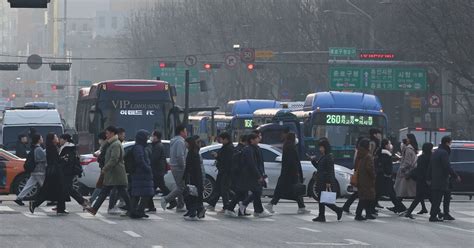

[8,125,461,223]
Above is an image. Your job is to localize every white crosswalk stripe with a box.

[0,206,15,212]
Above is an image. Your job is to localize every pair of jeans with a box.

[356,199,371,217]
[17,174,45,200]
[270,196,305,208]
[93,185,131,212]
[208,173,231,209]
[164,169,185,209]
[226,191,248,212]
[242,187,264,213]
[343,192,358,210]
[148,173,172,210]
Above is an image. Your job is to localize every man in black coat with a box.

[207,132,234,212]
[147,131,175,211]
[15,134,29,159]
[428,136,461,222]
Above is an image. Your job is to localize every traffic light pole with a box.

[184,69,190,127]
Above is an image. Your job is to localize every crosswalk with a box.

[1,203,473,225]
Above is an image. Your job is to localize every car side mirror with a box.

[275,156,282,162]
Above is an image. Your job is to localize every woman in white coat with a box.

[394,134,418,206]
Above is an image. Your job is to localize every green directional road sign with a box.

[150,66,200,94]
[329,67,427,91]
[329,47,357,58]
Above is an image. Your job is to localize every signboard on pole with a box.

[255,50,274,59]
[224,54,239,69]
[240,48,255,63]
[329,67,427,91]
[150,66,200,94]
[428,93,442,107]
[184,55,197,67]
[329,47,357,58]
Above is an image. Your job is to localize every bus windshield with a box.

[98,98,171,141]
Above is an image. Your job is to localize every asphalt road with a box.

[0,196,473,248]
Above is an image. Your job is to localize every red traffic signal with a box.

[10,93,16,99]
[159,62,177,68]
[204,63,211,70]
[247,63,254,70]
[51,85,57,91]
[203,63,222,70]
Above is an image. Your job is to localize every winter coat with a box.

[169,135,186,170]
[59,143,80,197]
[15,142,28,159]
[274,143,303,199]
[216,142,234,175]
[31,145,47,176]
[131,130,154,197]
[149,141,167,176]
[234,144,262,191]
[429,144,457,191]
[311,153,336,192]
[102,136,128,186]
[394,144,417,197]
[37,145,68,202]
[413,152,431,196]
[355,148,376,200]
[184,149,204,195]
[377,149,395,196]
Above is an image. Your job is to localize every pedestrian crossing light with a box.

[203,63,221,70]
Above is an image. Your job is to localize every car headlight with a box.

[337,172,351,181]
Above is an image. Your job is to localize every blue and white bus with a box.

[299,91,387,168]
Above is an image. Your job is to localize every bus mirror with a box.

[199,80,208,92]
[275,156,282,162]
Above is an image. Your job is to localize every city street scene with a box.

[0,0,473,247]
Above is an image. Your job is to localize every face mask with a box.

[388,144,393,151]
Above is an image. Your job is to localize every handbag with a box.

[186,184,199,197]
[320,185,337,205]
[292,183,306,197]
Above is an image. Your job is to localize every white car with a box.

[200,143,352,201]
[78,141,352,202]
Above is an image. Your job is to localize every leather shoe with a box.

[312,216,326,222]
[443,214,455,221]
[366,214,377,220]
[429,216,444,222]
[355,215,366,221]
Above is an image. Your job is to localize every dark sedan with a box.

[392,141,474,198]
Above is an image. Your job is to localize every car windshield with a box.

[2,126,63,152]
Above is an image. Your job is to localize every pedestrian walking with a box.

[266,133,309,215]
[183,136,205,220]
[15,134,46,206]
[90,131,107,204]
[394,134,418,208]
[342,137,365,214]
[15,134,29,159]
[30,133,68,215]
[225,135,250,217]
[239,133,272,218]
[369,128,384,211]
[404,143,433,219]
[428,136,461,222]
[128,130,155,219]
[85,126,133,217]
[311,139,343,222]
[146,130,176,212]
[207,132,234,212]
[354,138,376,221]
[108,127,127,211]
[161,124,187,212]
[58,134,89,211]
[376,139,406,213]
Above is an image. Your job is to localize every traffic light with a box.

[49,63,71,71]
[203,63,222,70]
[8,0,50,8]
[51,84,65,91]
[246,63,264,71]
[159,62,176,68]
[10,93,16,99]
[0,63,19,71]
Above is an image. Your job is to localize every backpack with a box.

[124,147,136,174]
[23,148,36,174]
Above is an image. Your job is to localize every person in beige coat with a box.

[394,134,418,200]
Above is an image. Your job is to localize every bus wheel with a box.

[202,175,217,203]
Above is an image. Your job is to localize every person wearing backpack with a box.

[58,134,89,211]
[15,134,46,205]
[129,130,154,219]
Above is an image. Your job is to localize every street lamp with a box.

[345,0,375,49]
